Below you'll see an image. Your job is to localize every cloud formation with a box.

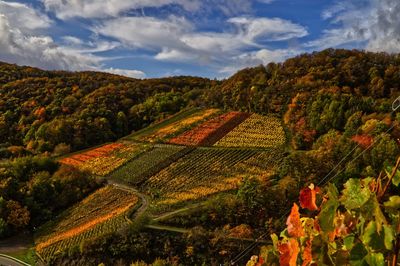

[95,15,308,74]
[10,0,400,78]
[0,1,145,77]
[309,0,400,53]
[103,67,146,79]
[42,0,201,19]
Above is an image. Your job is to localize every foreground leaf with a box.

[341,178,371,210]
[318,184,339,232]
[383,195,400,209]
[384,163,400,187]
[349,243,368,265]
[287,203,305,238]
[278,238,299,266]
[360,222,393,251]
[364,252,384,266]
[299,183,320,211]
[301,238,313,266]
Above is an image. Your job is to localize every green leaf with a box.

[271,233,279,251]
[364,252,384,266]
[350,243,368,266]
[384,163,400,187]
[341,179,371,210]
[343,235,355,251]
[361,195,387,232]
[383,225,395,250]
[383,196,400,209]
[361,221,385,251]
[318,183,339,232]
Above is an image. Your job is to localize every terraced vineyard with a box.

[168,112,250,146]
[127,108,220,143]
[214,114,286,148]
[233,147,286,176]
[59,142,148,176]
[108,144,193,185]
[36,110,288,261]
[35,186,139,261]
[142,148,264,205]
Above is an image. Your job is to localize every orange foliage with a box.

[302,239,313,266]
[299,184,320,211]
[36,202,135,251]
[228,224,253,239]
[286,203,304,238]
[278,238,299,266]
[169,112,249,146]
[351,134,373,149]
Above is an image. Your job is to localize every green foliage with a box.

[0,156,102,237]
[340,178,371,210]
[251,158,400,266]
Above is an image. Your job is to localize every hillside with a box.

[0,49,400,265]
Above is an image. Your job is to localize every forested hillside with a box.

[0,68,213,155]
[1,49,400,157]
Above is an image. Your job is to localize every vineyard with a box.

[35,186,139,261]
[39,110,290,261]
[141,147,280,205]
[108,144,192,185]
[214,114,286,148]
[168,112,250,146]
[59,142,147,176]
[233,147,286,176]
[127,108,220,143]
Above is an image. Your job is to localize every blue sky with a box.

[0,0,398,78]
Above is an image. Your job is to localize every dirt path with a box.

[152,202,206,222]
[0,233,32,254]
[0,254,30,266]
[108,181,150,220]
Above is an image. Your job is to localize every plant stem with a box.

[392,233,400,266]
[380,157,400,200]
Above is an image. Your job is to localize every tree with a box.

[6,200,30,228]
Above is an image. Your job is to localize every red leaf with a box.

[256,257,265,266]
[286,203,304,237]
[302,238,312,266]
[299,183,320,211]
[278,238,300,266]
[351,134,373,149]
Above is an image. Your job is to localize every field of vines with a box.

[214,114,286,148]
[35,186,139,261]
[108,144,193,185]
[141,147,261,205]
[127,108,220,143]
[168,112,250,146]
[233,147,286,177]
[59,142,148,176]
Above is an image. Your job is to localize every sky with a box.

[0,0,399,79]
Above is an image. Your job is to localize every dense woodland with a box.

[1,49,400,264]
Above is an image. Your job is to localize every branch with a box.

[379,157,400,201]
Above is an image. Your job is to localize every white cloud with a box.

[42,0,201,19]
[0,14,99,70]
[219,48,299,75]
[41,0,256,19]
[103,67,146,78]
[256,0,275,4]
[309,0,400,54]
[0,1,145,78]
[228,17,308,42]
[95,16,192,50]
[96,15,308,68]
[0,1,51,30]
